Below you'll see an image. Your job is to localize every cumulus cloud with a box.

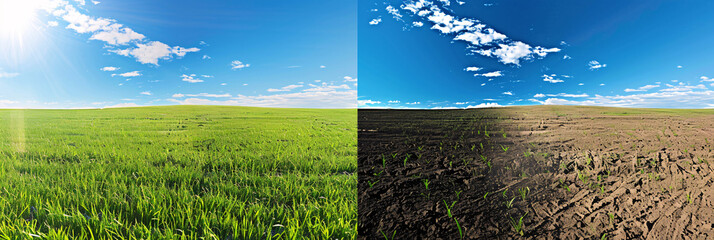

[181,74,204,83]
[542,74,564,83]
[231,60,250,70]
[467,102,501,108]
[114,71,141,77]
[588,60,607,70]
[502,91,513,95]
[40,2,200,65]
[369,18,382,25]
[465,66,482,72]
[399,0,559,65]
[413,21,424,27]
[475,71,502,77]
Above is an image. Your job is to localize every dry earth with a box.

[358,106,714,239]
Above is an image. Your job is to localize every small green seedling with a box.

[505,197,516,208]
[509,211,528,236]
[518,187,530,201]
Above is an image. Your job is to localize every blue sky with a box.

[359,0,714,109]
[0,0,356,108]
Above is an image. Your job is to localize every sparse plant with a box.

[509,211,528,236]
[500,145,510,152]
[380,229,397,240]
[518,187,530,201]
[505,197,516,208]
[443,200,456,218]
[368,180,379,188]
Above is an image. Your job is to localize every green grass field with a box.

[0,106,356,239]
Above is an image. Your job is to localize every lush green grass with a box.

[0,106,356,239]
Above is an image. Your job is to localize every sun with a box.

[0,0,41,36]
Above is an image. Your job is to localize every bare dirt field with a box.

[358,105,714,239]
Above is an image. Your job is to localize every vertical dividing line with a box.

[10,110,25,153]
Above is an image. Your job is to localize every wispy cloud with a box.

[624,84,660,92]
[0,69,19,78]
[100,66,119,71]
[531,82,714,108]
[267,84,304,92]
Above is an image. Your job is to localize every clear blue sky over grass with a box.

[0,0,356,108]
[359,0,714,109]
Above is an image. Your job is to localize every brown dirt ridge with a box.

[358,105,714,239]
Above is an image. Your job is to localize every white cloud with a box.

[466,102,502,108]
[0,69,19,78]
[201,75,214,78]
[343,76,358,82]
[529,82,714,108]
[465,66,482,72]
[624,84,660,92]
[502,91,513,95]
[475,71,502,77]
[542,74,564,83]
[369,18,382,25]
[563,55,572,60]
[181,74,204,83]
[320,65,326,68]
[700,76,713,82]
[267,84,304,92]
[358,100,381,106]
[399,1,559,65]
[140,91,151,96]
[89,25,145,45]
[42,3,199,65]
[413,21,424,27]
[231,60,250,70]
[388,100,401,103]
[100,66,119,71]
[677,65,683,69]
[386,5,402,20]
[115,71,141,77]
[113,41,199,65]
[588,60,607,70]
[91,0,100,4]
[47,21,59,27]
[203,55,211,60]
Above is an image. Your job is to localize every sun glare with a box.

[0,0,41,36]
